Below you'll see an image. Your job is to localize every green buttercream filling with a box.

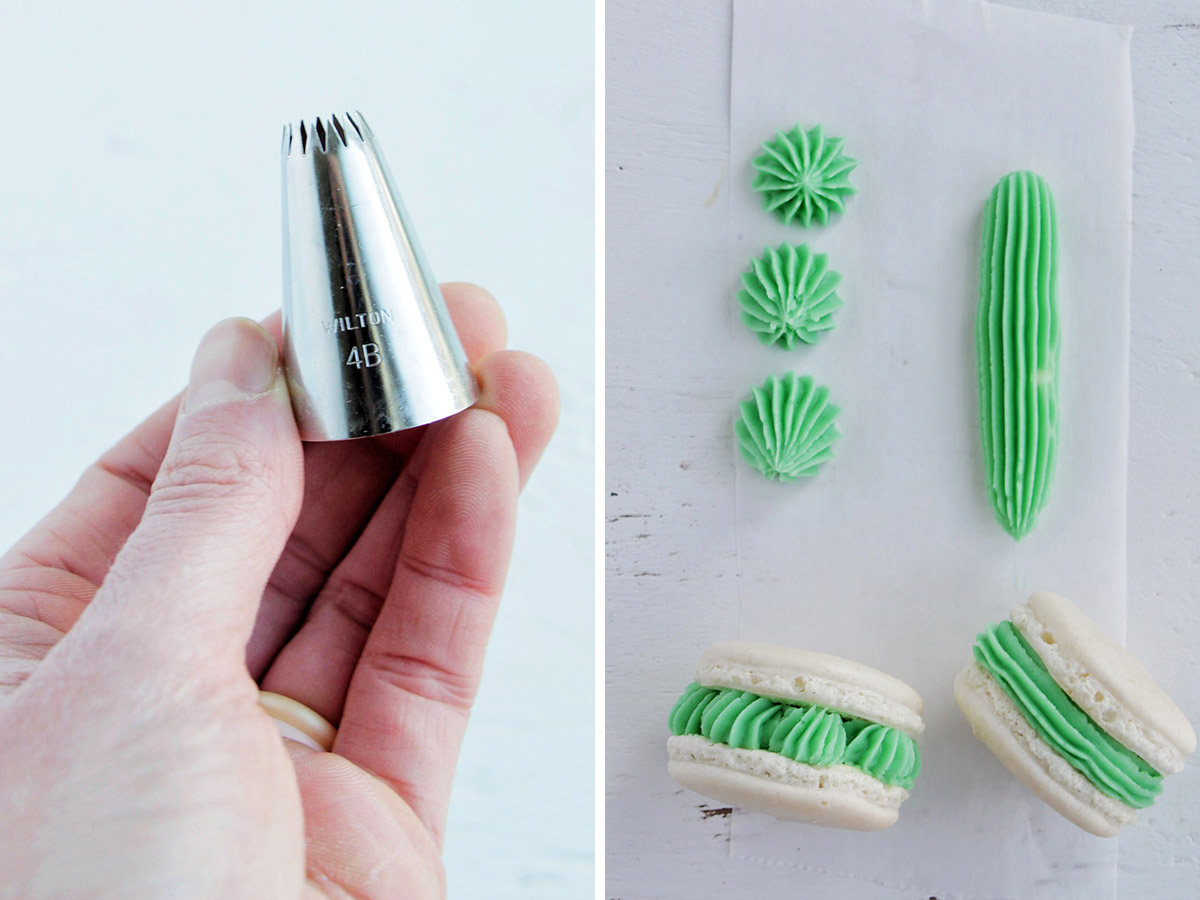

[668,683,920,789]
[973,621,1161,808]
[977,171,1060,540]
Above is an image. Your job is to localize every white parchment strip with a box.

[729,0,1132,896]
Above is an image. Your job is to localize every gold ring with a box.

[257,690,336,752]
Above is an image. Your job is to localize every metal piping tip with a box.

[281,111,479,441]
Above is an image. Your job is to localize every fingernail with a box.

[185,318,280,411]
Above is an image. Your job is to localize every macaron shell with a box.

[668,734,902,830]
[695,641,925,738]
[1016,591,1195,774]
[954,661,1136,837]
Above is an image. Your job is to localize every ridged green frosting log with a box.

[977,171,1060,539]
[751,124,857,227]
[973,621,1161,808]
[669,683,921,789]
[738,243,843,348]
[736,373,840,482]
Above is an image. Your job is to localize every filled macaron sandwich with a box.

[667,641,924,830]
[955,591,1195,836]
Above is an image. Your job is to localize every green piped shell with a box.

[668,681,718,735]
[735,373,840,482]
[843,723,922,789]
[768,704,847,767]
[700,688,753,745]
[751,124,857,227]
[738,243,843,348]
[977,171,1060,539]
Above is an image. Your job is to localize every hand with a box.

[0,284,558,899]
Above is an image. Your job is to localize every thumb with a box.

[77,317,304,669]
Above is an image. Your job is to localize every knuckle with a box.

[322,578,386,637]
[149,434,275,516]
[399,548,500,598]
[361,648,480,713]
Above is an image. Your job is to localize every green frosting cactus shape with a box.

[751,124,857,227]
[977,171,1060,539]
[738,243,843,348]
[736,373,840,482]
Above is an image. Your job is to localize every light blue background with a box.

[0,1,594,895]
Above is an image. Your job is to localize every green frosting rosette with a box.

[751,124,857,227]
[738,243,843,348]
[736,373,840,481]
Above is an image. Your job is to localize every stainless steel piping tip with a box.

[281,111,479,441]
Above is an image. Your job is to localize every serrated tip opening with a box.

[283,111,370,157]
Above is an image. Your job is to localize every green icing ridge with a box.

[735,373,840,482]
[668,683,921,789]
[977,171,1060,539]
[751,124,857,227]
[738,243,843,349]
[973,621,1162,808]
[841,722,921,787]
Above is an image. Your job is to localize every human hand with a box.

[0,284,558,899]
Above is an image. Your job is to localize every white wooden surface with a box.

[605,1,1200,897]
[0,2,593,896]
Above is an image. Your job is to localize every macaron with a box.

[954,591,1195,836]
[667,641,925,830]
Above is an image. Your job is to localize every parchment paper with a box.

[729,1,1132,897]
